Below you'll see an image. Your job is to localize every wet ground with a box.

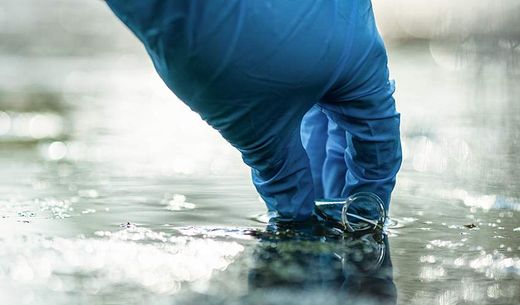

[1,1,519,304]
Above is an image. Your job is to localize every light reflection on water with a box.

[0,228,245,300]
[1,0,520,304]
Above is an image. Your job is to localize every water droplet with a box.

[47,141,68,160]
[162,194,196,211]
[29,113,63,139]
[420,255,437,264]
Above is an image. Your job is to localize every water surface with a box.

[0,1,519,304]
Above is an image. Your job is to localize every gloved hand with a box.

[106,0,402,221]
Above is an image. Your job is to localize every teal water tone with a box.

[1,1,519,304]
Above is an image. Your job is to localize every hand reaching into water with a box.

[105,0,402,222]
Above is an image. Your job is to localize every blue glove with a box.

[106,0,402,221]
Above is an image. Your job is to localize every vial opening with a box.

[342,192,386,233]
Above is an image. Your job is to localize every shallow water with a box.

[1,1,519,304]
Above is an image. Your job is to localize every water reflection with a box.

[247,230,396,305]
[1,0,520,304]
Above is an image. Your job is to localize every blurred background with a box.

[0,1,519,305]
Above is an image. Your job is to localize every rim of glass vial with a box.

[341,192,387,233]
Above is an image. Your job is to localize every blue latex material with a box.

[106,0,402,221]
